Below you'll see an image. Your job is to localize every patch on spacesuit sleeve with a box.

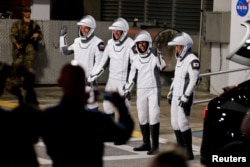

[191,59,200,70]
[98,42,105,51]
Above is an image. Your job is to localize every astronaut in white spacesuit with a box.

[88,17,134,117]
[59,15,105,112]
[167,32,200,160]
[123,30,166,155]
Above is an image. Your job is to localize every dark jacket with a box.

[0,104,43,167]
[41,95,134,167]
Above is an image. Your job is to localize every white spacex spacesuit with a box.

[89,17,134,115]
[59,15,105,111]
[167,32,200,160]
[124,30,166,155]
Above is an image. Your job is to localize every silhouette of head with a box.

[149,143,188,167]
[58,63,86,98]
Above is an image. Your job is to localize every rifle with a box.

[17,20,40,54]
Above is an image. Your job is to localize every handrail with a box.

[199,67,250,77]
[193,99,213,105]
[193,66,250,104]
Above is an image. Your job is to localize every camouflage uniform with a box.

[9,19,43,70]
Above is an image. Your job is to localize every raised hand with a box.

[60,25,68,36]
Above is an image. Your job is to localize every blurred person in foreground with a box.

[148,143,188,167]
[41,62,134,167]
[0,62,42,167]
[9,6,43,72]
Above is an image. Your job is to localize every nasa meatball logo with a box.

[236,0,249,17]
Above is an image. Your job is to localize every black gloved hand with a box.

[178,95,189,108]
[183,107,191,116]
[60,25,67,36]
[86,81,93,87]
[123,91,129,98]
[123,91,131,100]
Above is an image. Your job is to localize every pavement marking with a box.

[192,145,201,156]
[0,100,18,108]
[104,154,153,161]
[36,137,201,165]
[132,130,142,138]
[105,141,148,155]
[38,157,52,165]
[36,141,45,146]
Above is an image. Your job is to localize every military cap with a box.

[23,6,31,12]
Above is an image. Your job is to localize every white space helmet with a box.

[77,15,96,40]
[168,32,193,59]
[109,17,129,44]
[134,30,152,57]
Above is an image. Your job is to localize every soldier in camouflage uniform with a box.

[9,6,43,71]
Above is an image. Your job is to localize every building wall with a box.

[31,0,50,20]
[84,0,101,20]
[209,0,250,94]
[50,0,83,20]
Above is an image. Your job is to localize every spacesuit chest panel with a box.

[175,60,188,78]
[79,42,91,49]
[113,44,125,52]
[73,38,97,76]
[136,56,157,88]
[137,56,151,70]
[108,41,131,81]
[73,38,92,57]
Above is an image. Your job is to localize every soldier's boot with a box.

[147,123,160,155]
[133,123,151,151]
[182,129,194,160]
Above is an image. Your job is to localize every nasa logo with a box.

[236,0,249,17]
